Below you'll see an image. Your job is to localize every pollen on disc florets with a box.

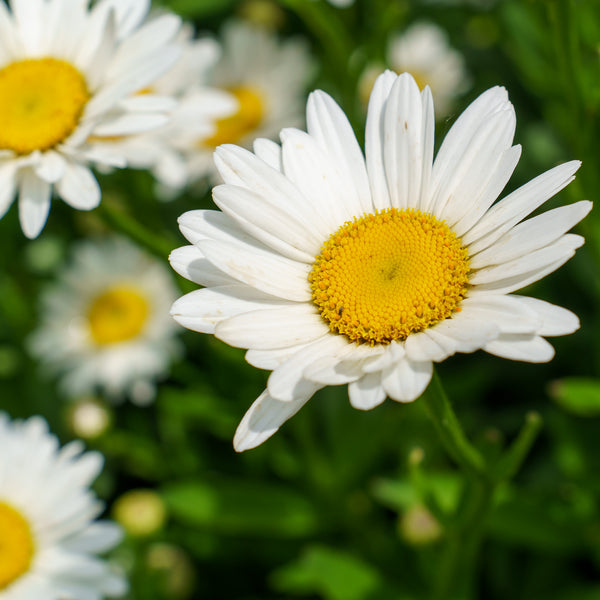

[309,208,470,345]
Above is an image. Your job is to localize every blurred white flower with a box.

[30,237,181,405]
[360,22,470,117]
[0,0,182,238]
[0,413,126,598]
[170,71,588,451]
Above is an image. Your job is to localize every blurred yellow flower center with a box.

[202,86,264,147]
[309,208,470,345]
[88,286,149,345]
[0,502,35,590]
[0,58,89,155]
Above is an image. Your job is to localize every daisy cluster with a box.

[0,0,593,598]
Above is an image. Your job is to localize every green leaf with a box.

[163,478,318,538]
[550,377,600,417]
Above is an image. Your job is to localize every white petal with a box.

[246,344,312,371]
[177,208,249,246]
[18,171,51,239]
[404,330,450,362]
[234,389,314,452]
[212,184,318,262]
[348,372,387,410]
[434,109,516,224]
[383,73,431,210]
[0,163,18,219]
[306,90,372,214]
[34,151,66,183]
[363,341,405,373]
[303,342,384,386]
[253,138,282,171]
[430,86,511,217]
[91,113,168,136]
[511,296,580,337]
[483,334,555,363]
[425,315,499,355]
[382,357,433,403]
[171,285,293,334]
[213,145,328,246]
[198,238,312,302]
[458,295,540,334]
[469,234,584,285]
[470,201,592,268]
[169,245,235,287]
[280,127,357,233]
[452,145,522,238]
[268,334,348,401]
[365,70,397,210]
[215,304,328,350]
[55,163,101,210]
[463,160,581,251]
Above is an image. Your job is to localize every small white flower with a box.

[361,22,469,117]
[0,0,182,238]
[30,237,181,405]
[170,71,590,452]
[0,413,125,599]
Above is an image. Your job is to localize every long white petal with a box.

[382,357,433,403]
[348,372,387,410]
[483,334,555,363]
[268,335,348,402]
[234,389,314,452]
[470,201,592,268]
[169,245,236,287]
[198,238,312,302]
[55,163,101,210]
[171,285,293,334]
[511,296,580,337]
[216,304,328,350]
[463,160,581,251]
[306,90,372,215]
[365,70,397,210]
[18,170,52,239]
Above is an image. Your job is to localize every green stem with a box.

[97,202,174,261]
[422,370,486,478]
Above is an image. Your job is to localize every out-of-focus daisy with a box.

[360,22,469,117]
[170,71,589,451]
[189,20,313,185]
[92,24,236,195]
[0,0,182,238]
[30,237,180,405]
[0,413,125,598]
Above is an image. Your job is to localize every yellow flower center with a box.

[88,286,150,346]
[0,58,90,155]
[0,502,35,590]
[202,86,264,148]
[309,208,470,345]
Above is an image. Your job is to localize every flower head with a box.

[30,237,181,404]
[0,413,125,598]
[0,0,182,238]
[170,71,589,451]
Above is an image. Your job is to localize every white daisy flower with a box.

[30,237,181,405]
[0,0,182,238]
[360,22,469,117]
[170,71,590,451]
[0,413,125,599]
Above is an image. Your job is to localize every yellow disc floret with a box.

[202,86,264,148]
[0,58,90,155]
[88,286,150,346]
[309,208,470,345]
[0,502,35,590]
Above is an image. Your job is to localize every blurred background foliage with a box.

[2,0,600,598]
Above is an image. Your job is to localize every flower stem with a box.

[421,370,486,478]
